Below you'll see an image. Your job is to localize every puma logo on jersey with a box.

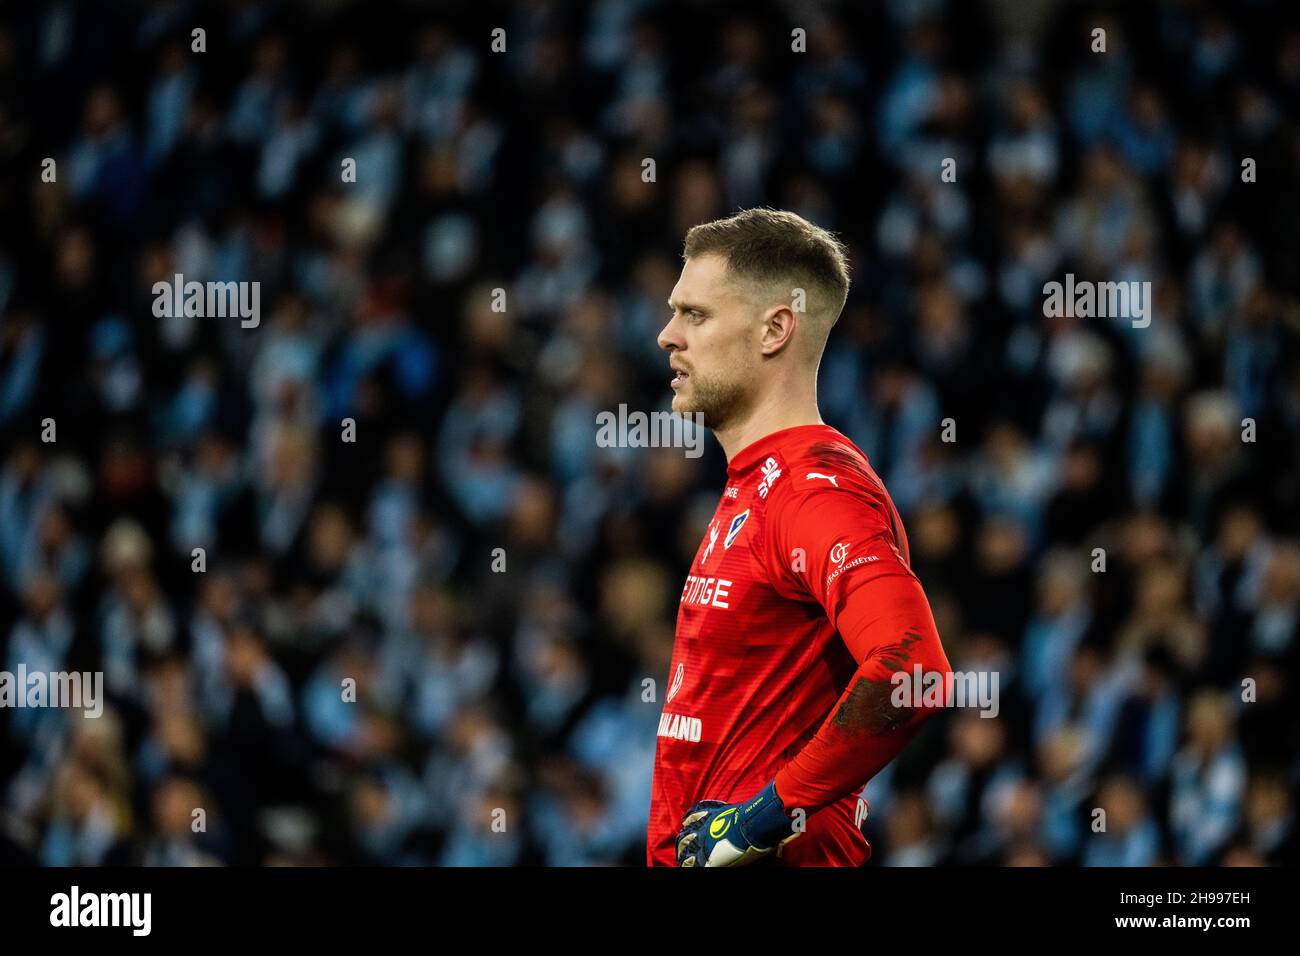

[805,472,838,487]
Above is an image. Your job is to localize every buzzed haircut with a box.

[683,208,851,324]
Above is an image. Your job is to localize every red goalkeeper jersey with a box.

[647,423,937,867]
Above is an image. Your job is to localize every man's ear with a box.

[759,304,797,356]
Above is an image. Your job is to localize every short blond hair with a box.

[683,208,850,323]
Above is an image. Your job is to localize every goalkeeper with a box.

[647,209,951,867]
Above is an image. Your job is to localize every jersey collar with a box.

[726,423,841,479]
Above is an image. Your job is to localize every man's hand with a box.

[675,780,798,867]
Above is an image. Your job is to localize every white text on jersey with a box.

[657,712,703,742]
[680,575,732,609]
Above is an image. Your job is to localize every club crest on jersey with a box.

[724,509,750,550]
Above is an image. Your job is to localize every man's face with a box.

[658,254,760,429]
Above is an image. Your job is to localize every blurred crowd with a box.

[1,0,1298,866]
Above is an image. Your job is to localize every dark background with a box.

[0,0,1297,866]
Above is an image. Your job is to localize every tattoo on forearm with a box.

[832,676,914,736]
[878,627,922,673]
[832,627,927,735]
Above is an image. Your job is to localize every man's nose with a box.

[657,313,683,353]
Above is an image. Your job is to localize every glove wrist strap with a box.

[738,780,795,850]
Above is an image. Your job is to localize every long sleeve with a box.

[764,474,950,813]
[774,569,949,812]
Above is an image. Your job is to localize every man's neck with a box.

[713,387,823,464]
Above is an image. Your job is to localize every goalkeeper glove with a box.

[675,779,798,867]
